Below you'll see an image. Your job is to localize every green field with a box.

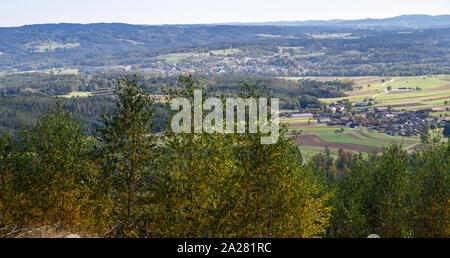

[316,131,417,149]
[315,75,450,111]
[209,48,243,55]
[281,75,449,156]
[26,42,80,53]
[299,145,340,159]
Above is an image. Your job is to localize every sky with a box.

[0,0,449,27]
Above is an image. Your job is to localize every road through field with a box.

[372,78,395,99]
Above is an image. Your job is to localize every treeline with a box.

[0,94,167,135]
[0,73,354,133]
[0,72,353,98]
[0,95,116,134]
[0,76,448,238]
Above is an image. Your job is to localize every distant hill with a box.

[0,15,448,75]
[225,14,450,29]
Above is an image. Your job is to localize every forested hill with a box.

[0,15,449,76]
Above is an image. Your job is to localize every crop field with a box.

[315,75,450,112]
[291,128,420,155]
[281,75,449,156]
[373,76,450,111]
[281,113,421,155]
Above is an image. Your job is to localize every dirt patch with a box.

[295,134,384,153]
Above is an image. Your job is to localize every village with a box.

[283,98,450,137]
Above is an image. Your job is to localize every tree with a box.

[329,145,411,237]
[407,142,449,237]
[328,142,449,238]
[0,132,18,236]
[0,103,98,236]
[151,76,331,237]
[343,101,353,114]
[99,75,156,237]
[443,124,450,138]
[420,124,431,143]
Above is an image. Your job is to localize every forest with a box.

[0,21,448,76]
[0,73,354,133]
[0,75,448,238]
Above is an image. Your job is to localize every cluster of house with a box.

[142,55,305,76]
[282,100,449,137]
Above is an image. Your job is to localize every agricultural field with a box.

[284,120,421,156]
[317,75,450,113]
[373,75,450,112]
[156,48,243,65]
[280,74,450,156]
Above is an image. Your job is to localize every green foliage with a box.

[149,76,331,237]
[0,75,448,238]
[328,143,449,238]
[443,124,450,138]
[0,23,449,76]
[0,95,116,135]
[98,75,156,237]
[0,73,354,133]
[0,103,100,236]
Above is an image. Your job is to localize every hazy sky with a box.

[1,0,449,27]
